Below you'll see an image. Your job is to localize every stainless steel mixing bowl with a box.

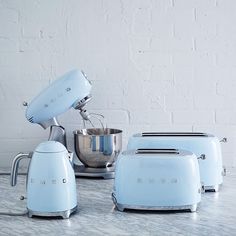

[74,128,122,168]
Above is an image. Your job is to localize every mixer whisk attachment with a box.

[79,109,106,134]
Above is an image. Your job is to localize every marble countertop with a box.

[0,168,236,236]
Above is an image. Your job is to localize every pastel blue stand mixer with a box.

[10,69,92,219]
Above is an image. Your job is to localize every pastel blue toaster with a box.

[112,149,201,212]
[127,132,225,191]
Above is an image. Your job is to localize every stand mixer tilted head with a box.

[25,69,92,129]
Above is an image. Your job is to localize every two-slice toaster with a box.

[127,132,226,191]
[112,148,202,212]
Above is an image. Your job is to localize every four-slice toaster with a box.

[127,132,226,191]
[112,148,202,212]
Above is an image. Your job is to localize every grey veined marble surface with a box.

[0,168,236,236]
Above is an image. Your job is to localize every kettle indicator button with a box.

[62,178,66,183]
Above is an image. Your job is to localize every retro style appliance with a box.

[127,132,226,191]
[112,148,202,212]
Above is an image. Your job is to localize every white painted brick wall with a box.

[0,0,236,168]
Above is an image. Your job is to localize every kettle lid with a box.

[35,141,67,153]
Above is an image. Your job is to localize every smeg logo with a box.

[30,178,67,185]
[136,177,178,184]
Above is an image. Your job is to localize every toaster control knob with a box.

[22,101,28,107]
[198,154,206,160]
[20,195,26,200]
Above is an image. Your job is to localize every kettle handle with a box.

[10,152,33,186]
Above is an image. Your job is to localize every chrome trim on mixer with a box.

[39,117,60,129]
[74,165,115,179]
[48,125,67,147]
[28,205,77,219]
[111,193,198,212]
[79,109,91,121]
[73,95,92,110]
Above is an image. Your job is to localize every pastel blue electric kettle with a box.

[11,141,77,219]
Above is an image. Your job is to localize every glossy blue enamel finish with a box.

[127,133,223,187]
[26,69,91,124]
[114,150,201,208]
[27,141,77,213]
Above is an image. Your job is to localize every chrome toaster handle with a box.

[10,152,33,186]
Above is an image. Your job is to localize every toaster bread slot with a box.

[141,132,207,137]
[135,148,179,154]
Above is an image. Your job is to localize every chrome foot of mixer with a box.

[74,165,115,179]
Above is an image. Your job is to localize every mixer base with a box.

[74,165,115,179]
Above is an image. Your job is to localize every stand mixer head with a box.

[25,69,92,129]
[23,69,92,147]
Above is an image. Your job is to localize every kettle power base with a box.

[74,165,115,179]
[28,206,77,219]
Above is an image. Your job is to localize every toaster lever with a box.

[198,154,206,160]
[222,166,226,176]
[201,182,205,193]
[220,137,227,143]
